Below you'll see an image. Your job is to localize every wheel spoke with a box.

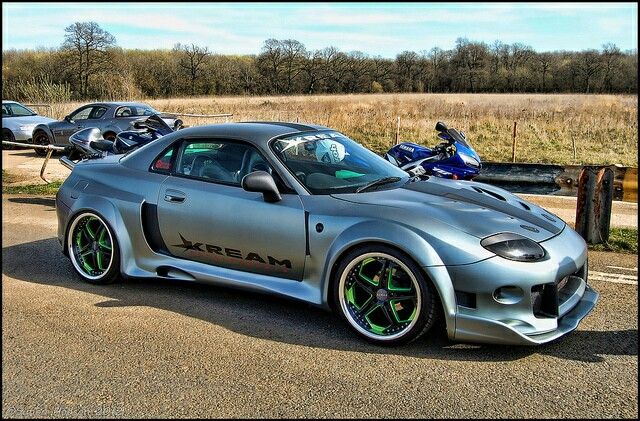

[381,303,396,326]
[354,278,375,296]
[388,293,415,301]
[85,223,96,240]
[78,242,92,254]
[376,259,391,288]
[355,295,377,315]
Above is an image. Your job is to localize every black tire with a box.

[332,244,438,345]
[66,212,121,284]
[2,129,16,149]
[33,130,50,156]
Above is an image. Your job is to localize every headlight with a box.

[459,152,480,168]
[481,233,545,262]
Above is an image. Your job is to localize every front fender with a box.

[317,220,457,333]
[32,124,56,143]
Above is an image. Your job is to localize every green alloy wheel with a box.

[67,212,120,284]
[334,246,437,345]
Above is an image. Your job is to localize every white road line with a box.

[606,266,638,272]
[590,270,638,285]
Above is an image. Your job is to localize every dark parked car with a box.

[31,102,181,156]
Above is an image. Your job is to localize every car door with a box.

[155,139,307,281]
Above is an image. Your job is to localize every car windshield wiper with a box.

[355,176,401,193]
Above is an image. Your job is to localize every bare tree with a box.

[174,43,210,95]
[536,52,553,92]
[578,50,602,93]
[601,43,622,93]
[62,22,116,98]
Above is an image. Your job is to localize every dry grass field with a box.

[45,93,637,166]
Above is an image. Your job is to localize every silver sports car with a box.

[32,101,180,156]
[56,122,598,346]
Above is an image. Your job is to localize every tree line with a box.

[2,21,637,103]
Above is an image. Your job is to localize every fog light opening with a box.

[493,286,524,304]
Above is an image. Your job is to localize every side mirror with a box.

[241,171,281,203]
[435,121,448,132]
[64,115,73,123]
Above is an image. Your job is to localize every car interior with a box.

[177,142,272,185]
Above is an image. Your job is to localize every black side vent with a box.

[542,213,557,222]
[455,290,477,309]
[141,202,169,254]
[519,201,531,211]
[472,186,507,201]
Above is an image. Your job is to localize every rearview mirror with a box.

[435,121,448,132]
[241,171,281,203]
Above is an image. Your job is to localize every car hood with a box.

[331,177,565,242]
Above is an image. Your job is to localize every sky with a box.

[2,2,638,57]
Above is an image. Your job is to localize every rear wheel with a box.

[2,129,16,149]
[67,212,120,284]
[332,245,437,345]
[33,130,50,156]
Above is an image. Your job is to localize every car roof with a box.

[2,100,19,104]
[168,121,332,146]
[83,101,153,108]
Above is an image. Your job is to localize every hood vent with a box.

[472,186,506,201]
[519,201,531,211]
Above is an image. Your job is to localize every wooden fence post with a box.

[511,121,518,163]
[395,116,401,145]
[575,166,614,244]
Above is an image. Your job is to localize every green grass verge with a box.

[589,228,638,254]
[2,181,62,195]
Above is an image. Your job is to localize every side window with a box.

[70,107,93,121]
[90,106,108,119]
[175,140,272,185]
[151,146,176,174]
[115,107,132,117]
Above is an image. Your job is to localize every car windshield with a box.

[272,131,408,195]
[3,103,37,117]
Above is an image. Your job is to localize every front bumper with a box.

[446,225,599,345]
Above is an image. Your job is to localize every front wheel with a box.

[332,245,438,345]
[67,212,121,284]
[33,130,50,156]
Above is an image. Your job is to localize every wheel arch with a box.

[63,195,133,276]
[320,220,457,335]
[32,124,55,143]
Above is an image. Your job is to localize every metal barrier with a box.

[2,141,66,183]
[476,162,638,203]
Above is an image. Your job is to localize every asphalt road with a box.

[2,195,638,418]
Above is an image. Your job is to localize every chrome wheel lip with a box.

[338,252,422,341]
[67,212,114,281]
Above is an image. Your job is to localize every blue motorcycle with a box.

[385,121,481,180]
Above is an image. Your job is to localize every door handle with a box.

[164,189,186,203]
